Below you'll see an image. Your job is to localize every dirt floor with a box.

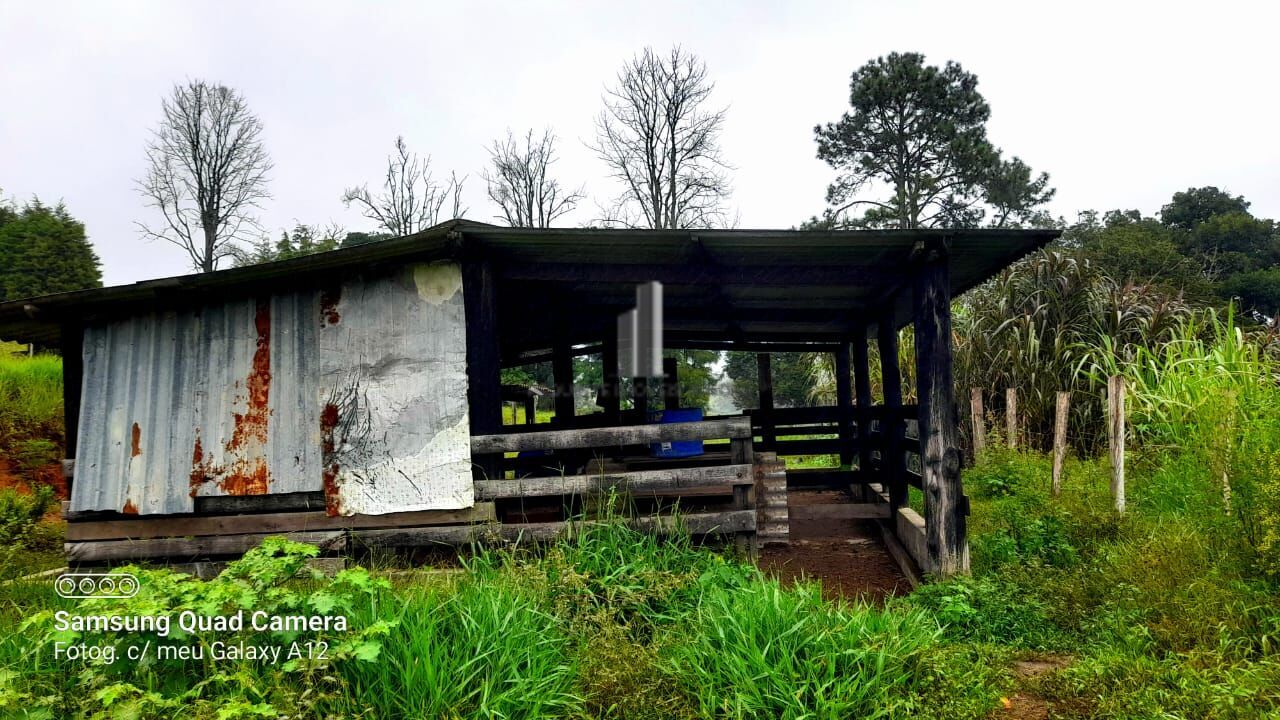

[756,487,911,604]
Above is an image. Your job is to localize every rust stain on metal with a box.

[320,285,341,327]
[189,434,208,497]
[214,299,273,495]
[320,402,343,516]
[188,300,275,499]
[121,500,138,514]
[130,423,142,457]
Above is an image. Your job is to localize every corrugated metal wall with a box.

[71,262,473,516]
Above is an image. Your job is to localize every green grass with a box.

[0,354,62,449]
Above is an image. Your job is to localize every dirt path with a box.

[756,488,910,603]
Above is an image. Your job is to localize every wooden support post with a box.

[834,343,853,468]
[730,434,757,558]
[632,376,649,422]
[524,396,536,426]
[602,332,621,424]
[913,242,968,575]
[878,321,907,515]
[969,388,985,460]
[663,356,680,410]
[852,330,874,477]
[552,325,575,427]
[1108,376,1126,513]
[1005,387,1018,449]
[462,261,501,480]
[757,353,776,451]
[60,324,84,495]
[1052,391,1070,496]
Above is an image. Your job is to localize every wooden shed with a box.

[0,220,1057,576]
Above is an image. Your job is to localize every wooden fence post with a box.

[969,388,985,460]
[1005,387,1018,449]
[1052,391,1070,496]
[1108,376,1126,513]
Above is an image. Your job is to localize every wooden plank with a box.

[788,503,891,521]
[351,510,757,547]
[771,438,843,456]
[835,342,853,466]
[663,357,680,409]
[66,504,497,541]
[463,259,502,480]
[878,320,907,515]
[730,434,757,555]
[472,417,752,454]
[852,331,874,474]
[552,318,575,425]
[757,353,776,450]
[913,245,968,575]
[602,333,621,423]
[60,324,83,492]
[877,520,921,589]
[474,465,753,499]
[1108,376,1126,513]
[196,492,327,515]
[67,531,347,563]
[1052,391,1070,496]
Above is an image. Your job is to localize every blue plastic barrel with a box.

[649,407,705,458]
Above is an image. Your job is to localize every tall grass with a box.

[338,579,582,719]
[669,580,939,719]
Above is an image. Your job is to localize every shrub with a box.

[0,486,53,546]
[905,576,1064,649]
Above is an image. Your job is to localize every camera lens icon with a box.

[54,573,140,599]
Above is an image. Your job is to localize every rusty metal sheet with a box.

[70,262,473,516]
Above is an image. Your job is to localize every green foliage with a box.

[0,197,101,302]
[724,351,815,409]
[669,579,940,719]
[1160,186,1251,230]
[0,485,53,546]
[956,248,1191,453]
[3,538,392,719]
[906,576,1061,648]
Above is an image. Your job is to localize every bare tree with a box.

[483,129,584,227]
[591,46,732,229]
[342,137,466,236]
[138,80,273,272]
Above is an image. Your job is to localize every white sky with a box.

[2,0,1277,286]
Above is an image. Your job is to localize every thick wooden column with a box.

[913,242,968,575]
[662,356,680,409]
[757,353,776,450]
[462,260,502,480]
[878,319,907,515]
[834,344,853,467]
[602,332,621,424]
[552,328,575,427]
[852,330,874,477]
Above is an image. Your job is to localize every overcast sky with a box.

[2,0,1277,287]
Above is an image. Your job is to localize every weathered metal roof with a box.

[72,262,473,515]
[0,221,1059,353]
